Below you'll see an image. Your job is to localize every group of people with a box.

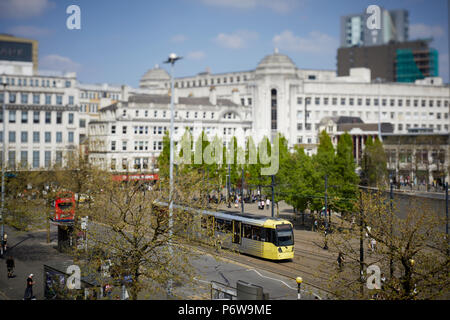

[2,232,36,300]
[257,198,271,210]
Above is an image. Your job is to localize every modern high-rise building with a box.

[337,40,439,82]
[0,34,38,74]
[340,8,409,47]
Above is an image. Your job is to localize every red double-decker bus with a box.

[54,191,76,221]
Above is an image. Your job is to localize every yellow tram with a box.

[169,203,295,261]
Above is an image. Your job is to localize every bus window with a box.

[276,224,294,246]
[57,202,73,210]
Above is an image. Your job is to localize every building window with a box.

[21,131,28,143]
[33,132,39,143]
[33,111,39,124]
[9,131,15,143]
[56,111,62,124]
[56,132,62,143]
[9,92,16,103]
[45,112,51,124]
[9,110,16,123]
[68,113,74,125]
[111,125,116,134]
[21,93,28,104]
[271,89,277,130]
[20,151,28,168]
[33,151,39,168]
[69,96,74,105]
[122,141,127,151]
[68,132,74,143]
[56,151,63,166]
[45,94,51,105]
[45,132,51,143]
[21,111,28,123]
[8,151,15,169]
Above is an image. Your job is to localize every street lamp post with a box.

[164,53,182,297]
[296,277,303,300]
[0,79,7,257]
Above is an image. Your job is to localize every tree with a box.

[361,136,388,187]
[333,132,359,215]
[83,169,219,299]
[326,189,449,300]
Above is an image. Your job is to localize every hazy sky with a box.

[0,0,448,86]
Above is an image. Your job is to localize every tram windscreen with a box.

[276,224,294,246]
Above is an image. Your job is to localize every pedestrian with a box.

[1,233,7,254]
[6,256,15,278]
[266,198,270,210]
[337,252,345,271]
[370,238,377,252]
[24,274,35,300]
[380,273,386,290]
[313,219,318,232]
[323,229,328,250]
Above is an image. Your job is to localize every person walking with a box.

[337,252,345,271]
[370,238,377,252]
[24,274,36,300]
[6,256,15,278]
[1,233,7,254]
[266,198,270,210]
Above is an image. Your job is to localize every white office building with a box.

[0,62,80,170]
[136,50,449,157]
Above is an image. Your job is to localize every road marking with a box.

[246,268,297,290]
[245,268,323,300]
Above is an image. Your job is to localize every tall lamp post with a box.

[0,79,7,257]
[163,53,182,297]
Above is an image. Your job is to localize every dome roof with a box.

[141,65,170,81]
[256,49,297,75]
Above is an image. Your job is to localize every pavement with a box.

[0,224,74,300]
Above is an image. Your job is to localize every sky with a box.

[0,0,448,87]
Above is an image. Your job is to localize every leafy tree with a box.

[333,132,359,215]
[327,190,449,300]
[361,136,388,187]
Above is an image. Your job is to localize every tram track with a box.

[186,239,335,297]
[218,250,335,297]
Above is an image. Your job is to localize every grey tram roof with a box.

[167,202,289,226]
